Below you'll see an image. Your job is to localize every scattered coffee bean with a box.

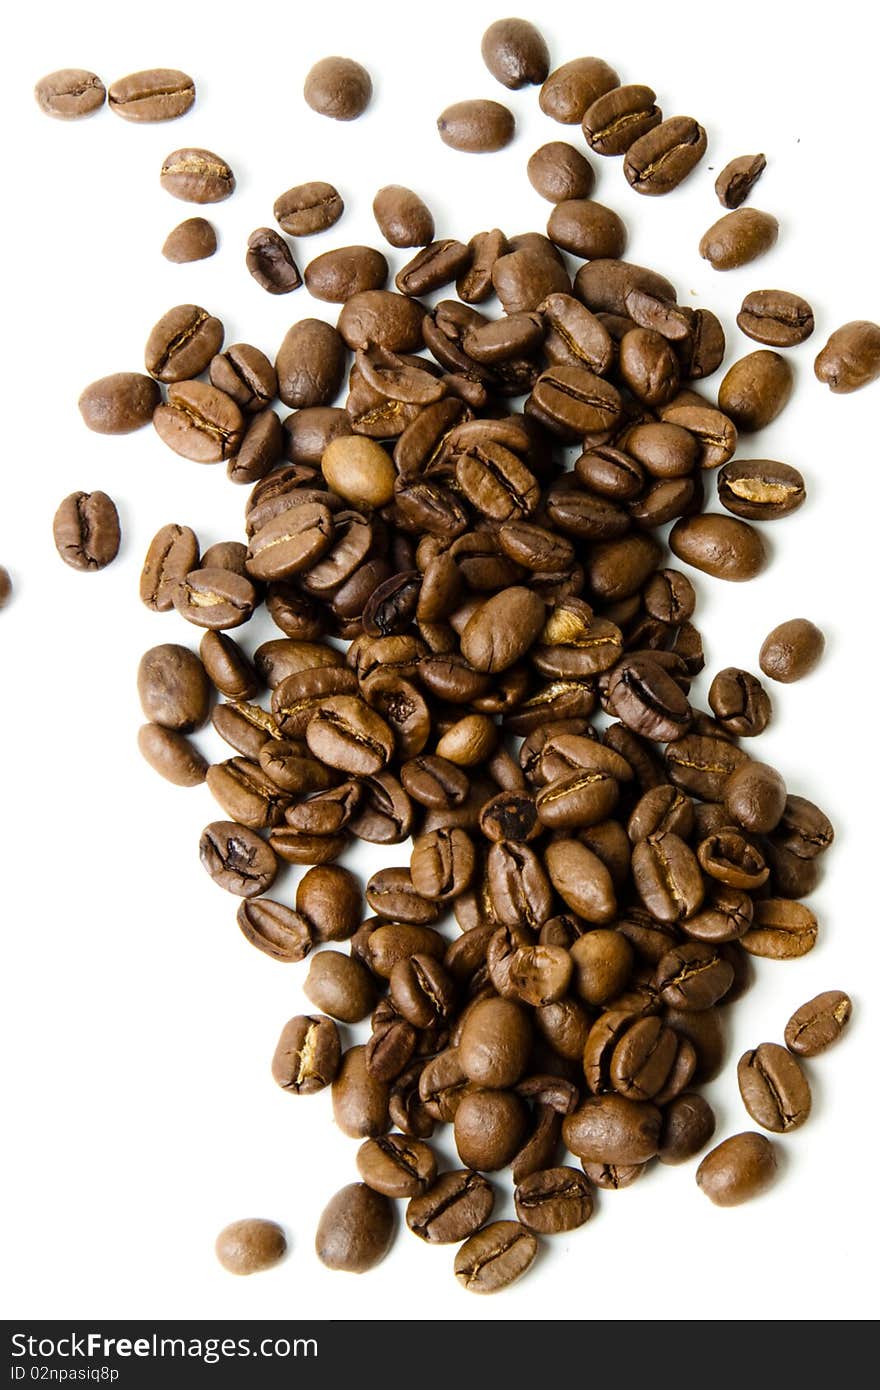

[715,153,766,209]
[53,490,120,572]
[79,373,161,434]
[274,182,344,236]
[162,217,217,263]
[717,459,805,520]
[238,900,312,964]
[304,57,372,120]
[481,18,549,89]
[145,304,224,383]
[215,1219,286,1275]
[700,209,779,270]
[160,147,235,203]
[373,186,435,248]
[696,1132,778,1206]
[108,69,195,122]
[437,100,515,153]
[246,228,301,294]
[737,1042,811,1133]
[315,1183,393,1271]
[669,514,766,582]
[137,724,207,787]
[814,320,880,393]
[35,68,105,119]
[454,1221,538,1294]
[737,290,814,347]
[528,142,595,202]
[784,990,852,1057]
[623,117,707,195]
[759,619,825,683]
[539,57,620,124]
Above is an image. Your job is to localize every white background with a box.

[2,0,878,1323]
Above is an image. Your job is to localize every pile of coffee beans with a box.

[36,18,865,1294]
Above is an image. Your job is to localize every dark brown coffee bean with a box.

[717,459,805,521]
[582,84,661,155]
[582,1161,647,1189]
[697,1132,778,1206]
[654,943,734,1010]
[79,372,161,434]
[741,899,818,959]
[632,832,704,923]
[619,328,680,407]
[659,403,737,470]
[108,68,194,122]
[624,117,707,195]
[539,57,620,124]
[215,1219,286,1275]
[356,1134,437,1198]
[396,240,471,297]
[437,100,515,152]
[514,1167,593,1235]
[481,18,549,88]
[237,899,312,963]
[454,1219,538,1293]
[454,1090,529,1171]
[575,259,677,317]
[154,382,244,463]
[162,217,216,263]
[738,1042,811,1133]
[35,68,105,118]
[715,153,766,209]
[160,147,235,203]
[337,290,426,353]
[52,490,120,572]
[459,588,545,674]
[737,290,814,347]
[274,181,343,235]
[272,1014,340,1093]
[137,724,206,788]
[137,643,209,731]
[145,304,224,383]
[759,619,825,683]
[365,868,439,926]
[210,344,277,414]
[707,668,771,737]
[718,350,793,431]
[275,319,346,409]
[659,1092,716,1164]
[785,990,852,1057]
[586,533,663,601]
[528,142,595,202]
[246,228,301,294]
[487,841,553,931]
[390,954,455,1028]
[410,828,475,901]
[173,567,257,630]
[545,841,617,924]
[304,951,375,1024]
[700,209,779,270]
[407,1170,494,1243]
[605,655,691,741]
[371,184,434,248]
[814,320,880,393]
[669,514,766,582]
[199,820,277,897]
[332,1045,390,1138]
[246,504,334,582]
[665,734,748,801]
[458,997,532,1088]
[563,1094,661,1164]
[305,245,388,303]
[206,758,288,829]
[724,761,786,834]
[228,410,284,484]
[610,1016,678,1100]
[315,1182,392,1273]
[304,56,372,120]
[547,199,626,260]
[529,365,622,439]
[199,631,257,701]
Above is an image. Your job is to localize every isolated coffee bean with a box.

[274,181,344,236]
[108,69,195,121]
[539,57,620,124]
[246,228,301,293]
[160,147,235,203]
[237,899,312,963]
[717,460,805,521]
[437,100,515,152]
[315,1183,393,1273]
[407,1170,495,1243]
[700,209,779,270]
[718,350,793,431]
[79,373,161,434]
[528,142,595,202]
[481,18,549,88]
[669,515,766,582]
[737,290,814,347]
[137,644,209,731]
[305,246,388,302]
[784,990,852,1057]
[137,724,207,788]
[547,200,626,260]
[759,619,825,683]
[737,1042,811,1133]
[624,117,707,195]
[53,490,120,572]
[814,320,880,393]
[163,217,217,263]
[304,57,372,120]
[715,153,766,208]
[740,899,818,959]
[215,1219,286,1275]
[199,821,278,897]
[454,1221,538,1294]
[708,667,771,737]
[373,185,435,248]
[696,1132,777,1206]
[35,68,105,119]
[272,1014,340,1093]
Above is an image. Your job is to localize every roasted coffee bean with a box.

[304,951,375,1023]
[628,785,694,843]
[773,796,834,860]
[717,459,805,521]
[659,403,737,470]
[52,490,120,572]
[237,898,312,963]
[367,924,446,981]
[581,1161,646,1189]
[365,868,440,925]
[390,954,455,1028]
[715,153,766,209]
[246,228,301,293]
[210,344,277,414]
[696,830,767,891]
[160,147,235,203]
[332,1045,391,1138]
[396,240,471,296]
[536,768,619,829]
[274,181,344,236]
[35,68,105,119]
[138,643,209,731]
[458,997,532,1088]
[481,18,549,88]
[759,619,825,683]
[304,56,372,120]
[545,840,617,924]
[478,791,539,843]
[814,320,880,393]
[321,436,397,510]
[582,84,661,155]
[541,295,614,375]
[665,733,748,801]
[305,245,388,302]
[372,185,434,248]
[79,372,161,434]
[624,117,707,195]
[785,990,852,1057]
[338,290,426,353]
[315,1183,393,1273]
[109,70,196,124]
[659,1092,716,1164]
[407,1170,494,1243]
[206,757,288,829]
[173,567,257,629]
[741,898,818,959]
[228,410,284,483]
[547,199,626,260]
[296,865,361,943]
[632,832,704,923]
[618,328,680,407]
[669,514,766,581]
[529,365,622,439]
[586,533,663,601]
[492,247,571,315]
[357,1134,437,1198]
[737,290,814,347]
[460,588,545,673]
[682,886,753,944]
[272,1014,340,1093]
[708,667,772,737]
[696,1132,777,1206]
[610,1016,678,1100]
[718,350,793,431]
[154,382,244,463]
[454,1089,528,1171]
[539,56,619,124]
[528,142,595,202]
[145,304,224,383]
[437,99,515,153]
[488,841,553,930]
[199,821,277,897]
[246,504,334,582]
[700,209,779,270]
[411,828,475,900]
[215,1219,286,1275]
[162,217,217,263]
[454,1220,537,1294]
[724,761,786,834]
[401,756,470,809]
[563,1094,661,1164]
[436,714,497,767]
[624,423,698,479]
[514,1167,593,1235]
[575,259,676,317]
[200,631,258,701]
[654,943,734,1010]
[137,724,207,788]
[605,655,691,742]
[276,319,347,408]
[737,1042,811,1134]
[457,229,508,303]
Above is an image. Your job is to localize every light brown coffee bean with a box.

[35,69,105,119]
[160,147,235,203]
[784,991,852,1057]
[108,69,195,121]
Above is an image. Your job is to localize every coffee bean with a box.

[575,259,676,317]
[545,840,617,923]
[304,951,376,1024]
[715,153,766,209]
[481,18,549,88]
[815,320,880,393]
[215,1219,286,1275]
[460,587,546,673]
[316,1183,392,1272]
[305,695,394,776]
[79,372,161,434]
[582,84,661,155]
[539,57,620,124]
[108,69,195,121]
[154,382,245,463]
[696,1132,777,1206]
[53,490,120,572]
[740,898,818,959]
[237,899,312,963]
[410,828,475,901]
[407,1170,494,1243]
[718,350,793,432]
[717,459,805,521]
[582,1161,646,1189]
[137,644,209,731]
[487,841,553,930]
[162,217,217,263]
[332,1045,390,1138]
[305,246,388,302]
[632,832,704,923]
[563,1094,661,1164]
[724,761,786,833]
[145,304,224,383]
[707,667,771,737]
[246,503,334,582]
[246,228,301,294]
[669,514,766,582]
[173,567,257,630]
[199,821,277,897]
[272,1014,340,1093]
[35,68,105,119]
[160,147,235,203]
[274,182,344,236]
[357,1134,437,1198]
[337,290,426,353]
[372,185,434,248]
[738,1042,811,1133]
[304,57,372,120]
[759,619,825,683]
[785,990,852,1057]
[737,290,814,347]
[605,655,692,741]
[458,997,532,1088]
[700,209,779,270]
[529,365,622,439]
[137,724,207,788]
[437,100,515,152]
[547,199,627,260]
[659,1092,716,1164]
[528,142,595,202]
[320,436,396,510]
[624,117,707,195]
[618,327,680,407]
